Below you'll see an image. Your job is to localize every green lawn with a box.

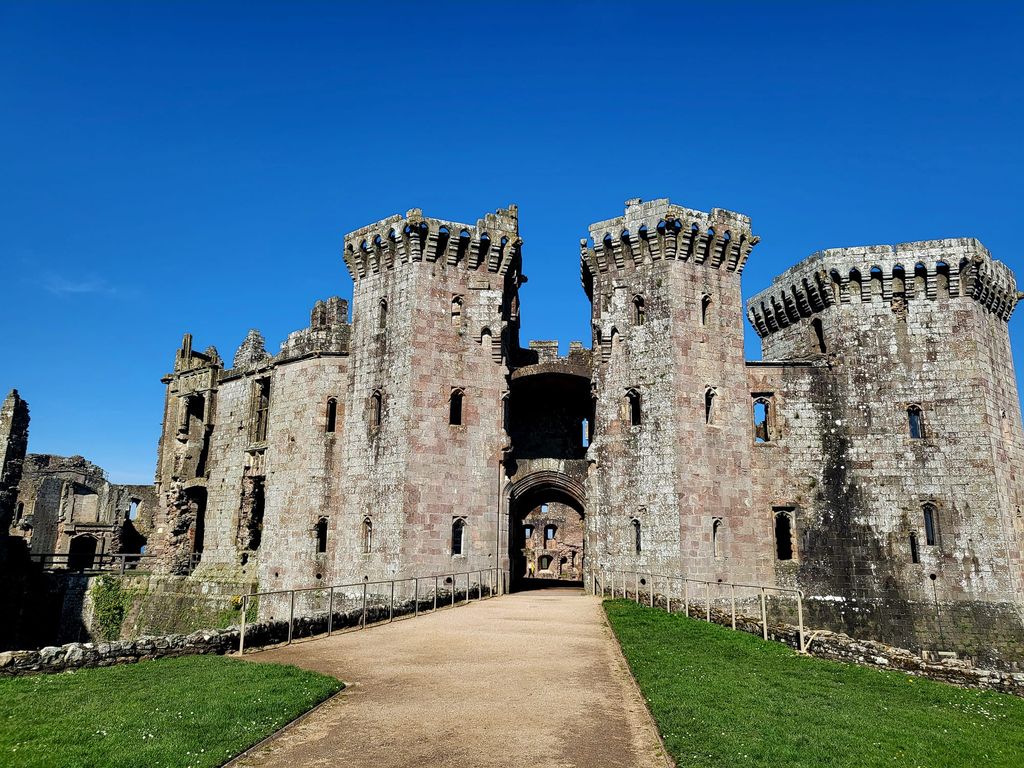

[0,655,342,768]
[605,599,1024,768]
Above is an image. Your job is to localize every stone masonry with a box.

[139,198,1024,665]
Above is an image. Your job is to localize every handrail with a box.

[238,567,503,654]
[594,568,805,653]
[29,552,157,575]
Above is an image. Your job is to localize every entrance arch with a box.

[507,471,586,591]
[68,535,98,571]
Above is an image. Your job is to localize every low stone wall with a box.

[0,587,486,676]
[616,590,1024,698]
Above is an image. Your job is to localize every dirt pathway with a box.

[232,588,670,768]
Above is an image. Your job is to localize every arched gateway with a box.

[507,471,587,591]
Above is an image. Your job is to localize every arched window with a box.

[753,397,772,442]
[909,532,920,563]
[610,327,620,353]
[914,262,928,297]
[849,269,863,302]
[632,295,645,326]
[701,294,712,326]
[923,504,938,546]
[538,555,552,571]
[451,518,466,556]
[908,404,925,439]
[705,387,717,425]
[370,390,383,428]
[362,517,372,553]
[811,317,826,354]
[449,388,464,426]
[451,295,463,327]
[712,518,723,558]
[325,398,338,433]
[128,500,139,521]
[378,299,388,330]
[869,266,883,298]
[774,510,794,560]
[632,519,642,554]
[627,389,642,426]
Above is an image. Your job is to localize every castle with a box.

[6,197,1024,663]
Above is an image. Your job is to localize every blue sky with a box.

[1,2,1022,483]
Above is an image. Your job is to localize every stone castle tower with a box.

[144,197,1024,664]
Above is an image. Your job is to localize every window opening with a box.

[774,511,794,560]
[316,517,328,553]
[449,388,464,426]
[128,500,139,521]
[524,524,533,539]
[378,299,388,329]
[253,378,270,442]
[545,524,557,542]
[701,294,712,325]
[362,517,373,554]
[581,418,590,448]
[908,404,925,439]
[538,555,552,570]
[811,317,826,354]
[370,390,382,428]
[712,518,723,558]
[326,398,338,433]
[451,518,466,556]
[633,295,645,326]
[753,398,771,442]
[627,389,642,426]
[705,388,717,425]
[451,295,463,327]
[923,504,938,546]
[910,532,920,563]
[632,519,642,554]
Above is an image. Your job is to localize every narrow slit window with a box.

[370,390,383,428]
[449,388,464,426]
[908,404,925,439]
[910,532,920,563]
[362,517,372,553]
[378,299,388,330]
[316,517,328,553]
[811,317,827,354]
[326,398,338,433]
[451,296,463,327]
[701,294,712,326]
[581,418,590,448]
[633,295,645,326]
[627,389,642,426]
[253,378,271,442]
[705,388,717,425]
[632,519,642,554]
[451,518,466,556]
[774,511,794,560]
[923,504,938,546]
[712,518,723,558]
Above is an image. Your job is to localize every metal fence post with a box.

[684,579,689,617]
[239,595,247,655]
[705,581,711,622]
[730,584,736,630]
[797,591,806,653]
[327,586,335,636]
[434,575,438,611]
[389,580,395,622]
[635,572,639,604]
[119,555,126,576]
[362,582,368,629]
[649,573,655,608]
[414,578,419,617]
[760,587,768,640]
[452,575,456,608]
[288,590,295,645]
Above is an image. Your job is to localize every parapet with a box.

[580,198,759,297]
[342,205,521,281]
[511,340,592,380]
[747,238,1021,338]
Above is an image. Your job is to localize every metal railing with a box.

[29,552,156,575]
[593,568,805,653]
[238,568,505,654]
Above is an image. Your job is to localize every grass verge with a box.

[605,599,1024,767]
[0,655,342,768]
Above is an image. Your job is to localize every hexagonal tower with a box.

[582,198,770,583]
[339,206,522,581]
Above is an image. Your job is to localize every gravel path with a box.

[232,588,671,768]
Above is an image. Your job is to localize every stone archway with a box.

[68,534,98,571]
[507,471,587,591]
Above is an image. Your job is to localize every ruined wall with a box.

[747,239,1024,663]
[519,501,584,580]
[0,390,29,531]
[584,199,770,584]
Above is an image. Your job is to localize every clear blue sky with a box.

[2,2,1022,483]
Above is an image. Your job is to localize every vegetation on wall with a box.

[89,576,136,641]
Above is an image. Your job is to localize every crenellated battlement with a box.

[342,205,521,281]
[580,198,759,296]
[747,238,1021,338]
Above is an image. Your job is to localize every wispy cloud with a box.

[41,274,118,296]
